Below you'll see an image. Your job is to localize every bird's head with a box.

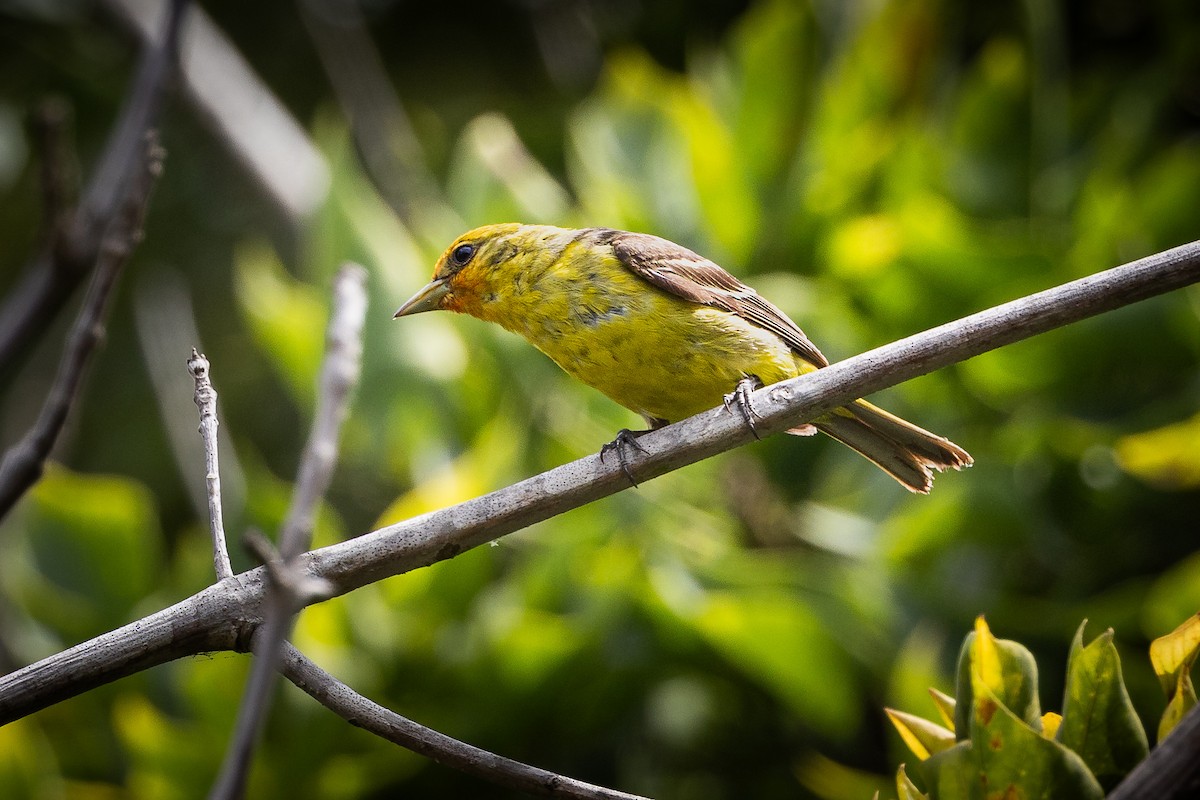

[393,223,524,318]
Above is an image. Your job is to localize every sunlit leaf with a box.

[1115,412,1200,489]
[234,240,326,404]
[886,708,956,760]
[1151,613,1200,741]
[954,617,1042,738]
[929,688,957,732]
[896,763,929,800]
[692,590,858,739]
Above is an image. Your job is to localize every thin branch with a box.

[279,643,650,800]
[208,264,366,800]
[0,0,187,379]
[297,0,456,241]
[0,134,166,522]
[188,348,234,581]
[32,97,76,250]
[2,240,1199,735]
[280,264,368,560]
[1107,702,1200,799]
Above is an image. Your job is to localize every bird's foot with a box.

[600,428,651,486]
[724,376,763,440]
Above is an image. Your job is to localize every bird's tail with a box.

[798,400,973,493]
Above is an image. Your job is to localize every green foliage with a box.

[1058,622,1148,788]
[887,617,1199,799]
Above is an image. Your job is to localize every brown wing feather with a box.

[594,229,829,368]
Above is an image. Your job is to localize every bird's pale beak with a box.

[394,278,451,318]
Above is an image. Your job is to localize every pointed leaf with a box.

[954,617,1042,738]
[886,708,956,760]
[1057,621,1148,789]
[896,763,929,800]
[1158,669,1197,743]
[928,687,957,732]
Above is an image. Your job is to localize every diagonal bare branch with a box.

[0,134,166,521]
[0,0,188,380]
[279,643,651,800]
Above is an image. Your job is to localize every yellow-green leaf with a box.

[1115,412,1200,489]
[1152,613,1200,741]
[923,677,1104,800]
[896,763,929,800]
[1057,621,1148,789]
[954,616,1042,738]
[886,708,956,760]
[928,688,957,732]
[1150,613,1200,694]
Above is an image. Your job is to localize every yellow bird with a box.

[395,224,971,493]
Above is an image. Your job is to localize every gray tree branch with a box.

[0,133,166,520]
[279,643,651,800]
[188,348,234,581]
[0,0,187,380]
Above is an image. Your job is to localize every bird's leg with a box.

[724,375,764,440]
[600,421,662,486]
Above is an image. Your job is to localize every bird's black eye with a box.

[451,243,475,266]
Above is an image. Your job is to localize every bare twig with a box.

[0,0,187,379]
[1,241,1199,796]
[298,0,455,241]
[279,643,650,800]
[188,349,234,581]
[209,264,366,800]
[279,264,368,560]
[32,98,76,250]
[102,0,329,220]
[0,134,166,521]
[1107,703,1200,799]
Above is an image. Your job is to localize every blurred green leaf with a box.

[234,240,326,405]
[16,466,162,638]
[1057,621,1148,789]
[1115,412,1200,490]
[692,590,858,739]
[0,719,59,800]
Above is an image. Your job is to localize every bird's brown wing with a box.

[597,228,829,368]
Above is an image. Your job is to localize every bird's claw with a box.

[600,428,650,486]
[724,376,763,440]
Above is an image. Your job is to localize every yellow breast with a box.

[466,231,801,424]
